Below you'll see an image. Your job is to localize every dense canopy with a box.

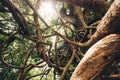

[0,0,120,80]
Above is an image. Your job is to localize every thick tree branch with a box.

[0,0,30,35]
[88,0,120,45]
[71,34,120,80]
[102,74,120,80]
[59,0,110,17]
[56,0,120,48]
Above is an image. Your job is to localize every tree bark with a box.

[62,0,110,17]
[71,0,120,79]
[57,0,120,48]
[84,0,120,47]
[70,34,120,80]
[0,0,29,35]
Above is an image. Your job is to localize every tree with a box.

[0,0,120,80]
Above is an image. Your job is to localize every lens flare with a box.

[38,1,58,24]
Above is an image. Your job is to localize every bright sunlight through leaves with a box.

[38,0,58,25]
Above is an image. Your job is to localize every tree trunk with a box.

[71,0,120,79]
[88,0,120,46]
[70,34,120,80]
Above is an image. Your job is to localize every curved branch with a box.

[88,0,120,45]
[0,32,23,69]
[60,45,76,80]
[71,34,120,80]
[0,0,30,35]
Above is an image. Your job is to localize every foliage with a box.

[0,0,119,80]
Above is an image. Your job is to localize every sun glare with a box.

[38,1,58,24]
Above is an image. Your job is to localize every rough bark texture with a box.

[63,0,110,17]
[70,34,120,80]
[70,0,120,80]
[86,0,120,47]
[59,0,120,48]
[95,0,120,37]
